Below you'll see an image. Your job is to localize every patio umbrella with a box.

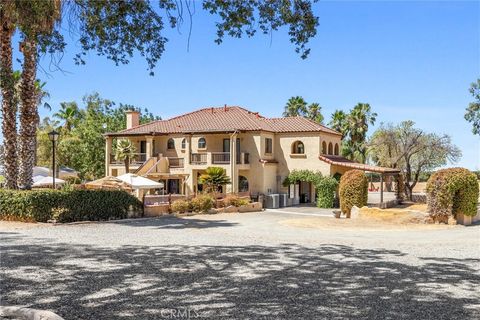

[116,173,164,189]
[32,176,66,187]
[85,176,132,191]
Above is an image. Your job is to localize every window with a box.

[334,143,339,155]
[239,176,249,192]
[198,137,206,149]
[328,142,333,155]
[292,141,305,154]
[167,138,175,150]
[265,138,273,154]
[322,141,327,154]
[181,138,186,149]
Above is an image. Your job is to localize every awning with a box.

[319,155,400,174]
[85,176,133,190]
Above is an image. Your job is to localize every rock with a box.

[448,217,457,225]
[332,210,341,218]
[223,205,239,213]
[207,208,218,215]
[238,202,263,213]
[350,206,360,219]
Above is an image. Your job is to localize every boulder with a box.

[224,205,239,213]
[238,202,263,213]
[350,206,360,219]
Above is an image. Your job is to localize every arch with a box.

[198,137,206,149]
[334,143,339,155]
[167,138,175,149]
[328,142,333,155]
[239,176,249,192]
[322,141,327,154]
[181,138,186,149]
[291,140,305,154]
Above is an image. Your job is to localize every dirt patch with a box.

[0,221,46,230]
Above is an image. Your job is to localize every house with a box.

[105,106,398,204]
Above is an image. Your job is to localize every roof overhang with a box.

[319,155,400,174]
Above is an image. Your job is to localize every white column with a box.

[105,137,112,176]
[230,133,238,193]
[146,136,153,159]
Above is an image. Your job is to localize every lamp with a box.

[48,130,60,188]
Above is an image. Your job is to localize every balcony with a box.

[191,152,250,166]
[168,157,185,168]
[110,153,147,165]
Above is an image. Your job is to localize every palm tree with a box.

[17,0,62,189]
[0,3,18,189]
[114,139,136,174]
[344,103,377,163]
[283,96,308,117]
[329,110,348,137]
[306,103,324,124]
[199,167,231,193]
[54,102,79,131]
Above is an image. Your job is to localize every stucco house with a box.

[105,106,397,204]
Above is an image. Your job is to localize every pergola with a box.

[319,155,401,206]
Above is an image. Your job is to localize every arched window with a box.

[322,141,327,154]
[198,137,206,149]
[328,142,333,155]
[239,176,249,192]
[181,138,186,149]
[167,138,175,149]
[292,141,305,154]
[334,143,339,155]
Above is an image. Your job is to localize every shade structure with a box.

[85,176,132,191]
[32,176,66,187]
[116,173,164,189]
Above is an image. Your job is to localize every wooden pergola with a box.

[319,155,401,206]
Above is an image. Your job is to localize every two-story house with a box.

[105,106,395,203]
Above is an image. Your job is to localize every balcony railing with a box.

[191,153,207,165]
[212,152,230,164]
[110,153,147,165]
[168,157,185,168]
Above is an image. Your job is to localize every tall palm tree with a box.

[306,103,324,124]
[0,3,18,189]
[344,103,377,163]
[17,0,62,189]
[283,96,308,117]
[54,102,79,131]
[114,139,136,174]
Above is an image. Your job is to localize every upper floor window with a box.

[328,142,333,155]
[198,137,206,149]
[181,138,186,149]
[334,143,339,155]
[292,141,305,154]
[167,138,175,150]
[322,141,327,154]
[265,138,273,154]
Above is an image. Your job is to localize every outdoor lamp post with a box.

[48,130,60,189]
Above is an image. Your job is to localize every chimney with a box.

[125,110,140,129]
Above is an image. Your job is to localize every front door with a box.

[168,179,180,194]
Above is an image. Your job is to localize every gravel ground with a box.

[1,211,479,319]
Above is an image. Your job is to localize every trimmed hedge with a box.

[316,177,338,208]
[0,189,143,222]
[426,168,479,221]
[339,170,368,217]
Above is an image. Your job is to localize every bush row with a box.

[316,176,339,208]
[0,189,143,222]
[171,194,216,213]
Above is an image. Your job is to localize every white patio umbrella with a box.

[32,176,66,187]
[116,173,164,189]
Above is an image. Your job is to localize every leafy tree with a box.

[54,102,81,131]
[199,167,231,193]
[283,96,324,124]
[114,139,136,174]
[465,79,480,135]
[369,121,461,200]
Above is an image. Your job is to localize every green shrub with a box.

[0,189,143,223]
[190,194,215,213]
[283,170,322,186]
[426,168,479,222]
[171,199,190,213]
[223,195,250,207]
[339,170,368,217]
[316,176,339,208]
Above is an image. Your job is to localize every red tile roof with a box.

[319,155,400,174]
[107,106,341,136]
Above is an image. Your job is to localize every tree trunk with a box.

[18,39,38,189]
[0,16,18,189]
[404,183,413,201]
[124,157,130,174]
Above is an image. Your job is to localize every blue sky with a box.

[6,0,480,169]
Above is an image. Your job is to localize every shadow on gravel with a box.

[1,235,479,319]
[110,216,239,229]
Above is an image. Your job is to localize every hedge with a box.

[0,189,143,222]
[339,170,368,217]
[316,176,338,208]
[426,168,479,222]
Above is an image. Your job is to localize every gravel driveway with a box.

[1,212,479,319]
